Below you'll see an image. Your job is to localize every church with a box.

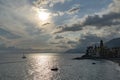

[86,40,120,58]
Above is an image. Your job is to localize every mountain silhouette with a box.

[105,38,120,48]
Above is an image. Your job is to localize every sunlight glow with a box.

[38,11,49,21]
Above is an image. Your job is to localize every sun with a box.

[38,11,49,21]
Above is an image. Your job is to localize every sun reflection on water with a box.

[26,54,57,80]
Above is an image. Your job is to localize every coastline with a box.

[73,56,120,66]
[109,59,120,66]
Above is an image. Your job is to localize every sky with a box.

[0,0,120,52]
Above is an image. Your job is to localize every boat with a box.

[22,53,26,59]
[51,67,58,71]
[92,62,96,64]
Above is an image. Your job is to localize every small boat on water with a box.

[92,62,96,64]
[22,53,26,59]
[22,56,26,59]
[51,67,58,71]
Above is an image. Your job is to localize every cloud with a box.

[54,12,120,33]
[54,24,83,34]
[66,34,103,52]
[56,45,69,49]
[51,4,80,17]
[0,0,120,52]
[33,0,70,8]
[82,12,120,27]
[67,40,77,44]
[49,35,79,50]
[108,0,120,13]
[55,35,64,39]
[68,7,80,14]
[0,0,54,49]
[68,4,80,14]
[42,22,50,26]
[0,27,21,39]
[52,0,120,52]
[54,0,120,34]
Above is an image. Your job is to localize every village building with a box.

[86,40,120,58]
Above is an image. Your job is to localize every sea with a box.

[0,53,120,80]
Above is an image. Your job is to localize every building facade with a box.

[86,40,120,58]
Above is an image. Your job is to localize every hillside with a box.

[105,38,120,48]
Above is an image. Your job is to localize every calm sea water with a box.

[0,53,120,80]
